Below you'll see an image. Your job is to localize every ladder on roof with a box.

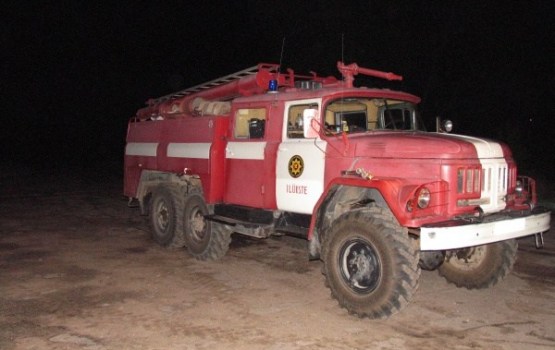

[153,64,278,104]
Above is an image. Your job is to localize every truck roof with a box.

[135,62,421,120]
[232,86,421,104]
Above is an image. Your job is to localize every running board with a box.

[205,214,274,238]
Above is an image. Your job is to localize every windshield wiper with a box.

[383,99,396,130]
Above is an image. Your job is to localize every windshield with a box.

[323,97,425,134]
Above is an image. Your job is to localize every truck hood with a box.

[348,132,510,160]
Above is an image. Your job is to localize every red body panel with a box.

[125,116,229,202]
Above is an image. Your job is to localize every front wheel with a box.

[438,239,518,289]
[183,194,231,261]
[322,207,420,319]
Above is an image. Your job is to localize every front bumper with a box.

[420,208,551,250]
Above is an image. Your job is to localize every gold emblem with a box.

[288,155,304,178]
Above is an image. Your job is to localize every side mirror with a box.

[303,109,320,138]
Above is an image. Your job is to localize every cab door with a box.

[276,99,327,214]
[223,105,269,207]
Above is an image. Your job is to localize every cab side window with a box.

[287,104,314,138]
[234,108,267,139]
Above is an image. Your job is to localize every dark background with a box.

[2,1,554,186]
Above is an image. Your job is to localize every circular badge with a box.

[288,155,304,178]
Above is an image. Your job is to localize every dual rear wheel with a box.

[148,185,231,260]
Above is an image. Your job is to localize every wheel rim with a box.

[188,205,207,244]
[339,238,381,294]
[448,246,487,270]
[155,200,170,232]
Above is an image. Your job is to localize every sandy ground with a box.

[1,166,554,350]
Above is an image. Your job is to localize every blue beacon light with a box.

[268,79,278,93]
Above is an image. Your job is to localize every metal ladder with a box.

[153,64,276,104]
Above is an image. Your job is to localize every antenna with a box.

[278,37,286,73]
[341,33,344,64]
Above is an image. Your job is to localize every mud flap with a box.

[308,233,321,260]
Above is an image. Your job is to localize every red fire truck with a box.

[124,62,550,318]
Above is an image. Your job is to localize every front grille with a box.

[457,167,481,194]
[480,162,509,213]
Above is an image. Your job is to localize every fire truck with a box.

[124,62,550,319]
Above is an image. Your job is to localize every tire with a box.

[438,239,518,289]
[183,194,231,261]
[322,207,420,319]
[148,185,186,248]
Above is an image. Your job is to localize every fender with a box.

[134,170,201,215]
[307,176,445,258]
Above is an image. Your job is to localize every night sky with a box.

[3,1,554,182]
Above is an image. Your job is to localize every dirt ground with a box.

[1,166,554,350]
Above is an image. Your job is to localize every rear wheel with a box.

[322,207,420,319]
[183,194,231,261]
[438,239,518,289]
[148,186,185,248]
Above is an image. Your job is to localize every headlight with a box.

[417,188,431,209]
[515,180,523,193]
